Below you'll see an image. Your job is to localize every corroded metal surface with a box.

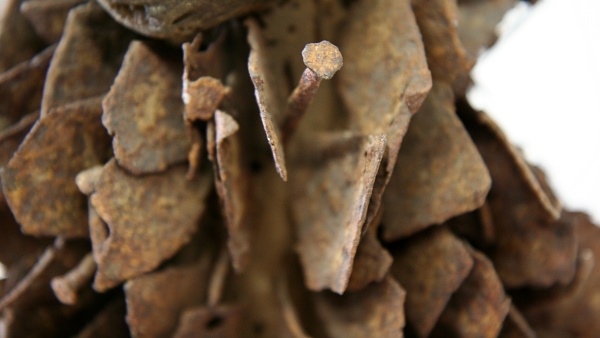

[292,132,386,293]
[2,98,111,238]
[96,0,278,42]
[90,160,212,291]
[102,40,190,174]
[382,83,490,241]
[338,0,432,227]
[390,227,474,338]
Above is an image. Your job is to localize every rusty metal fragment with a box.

[0,0,45,73]
[0,46,54,126]
[184,77,229,122]
[346,214,392,292]
[41,1,132,116]
[181,32,229,178]
[102,40,189,174]
[20,0,84,43]
[518,212,600,337]
[431,250,511,337]
[382,83,490,241]
[338,0,432,226]
[389,227,474,338]
[173,304,244,338]
[457,0,518,58]
[209,110,252,272]
[1,98,111,238]
[459,102,576,288]
[51,253,96,305]
[314,277,406,338]
[412,0,473,94]
[125,257,212,338]
[96,0,277,42]
[291,132,386,293]
[90,159,212,291]
[246,18,288,181]
[182,32,230,122]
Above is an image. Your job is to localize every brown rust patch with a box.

[338,0,432,228]
[382,82,490,241]
[102,40,190,175]
[1,97,110,238]
[90,160,212,291]
[389,227,474,338]
[291,132,386,293]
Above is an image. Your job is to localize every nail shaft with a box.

[282,40,343,143]
[51,253,96,305]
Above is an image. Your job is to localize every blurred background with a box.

[469,0,600,222]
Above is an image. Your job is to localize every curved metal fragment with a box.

[346,211,392,292]
[246,18,288,181]
[210,110,252,272]
[102,40,190,174]
[96,0,278,42]
[90,159,212,291]
[1,98,111,238]
[291,132,386,293]
[382,83,491,241]
[338,0,432,227]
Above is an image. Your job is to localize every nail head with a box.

[301,41,343,80]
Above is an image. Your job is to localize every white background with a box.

[469,0,600,222]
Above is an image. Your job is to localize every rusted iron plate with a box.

[90,159,212,291]
[102,40,190,174]
[1,98,110,238]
